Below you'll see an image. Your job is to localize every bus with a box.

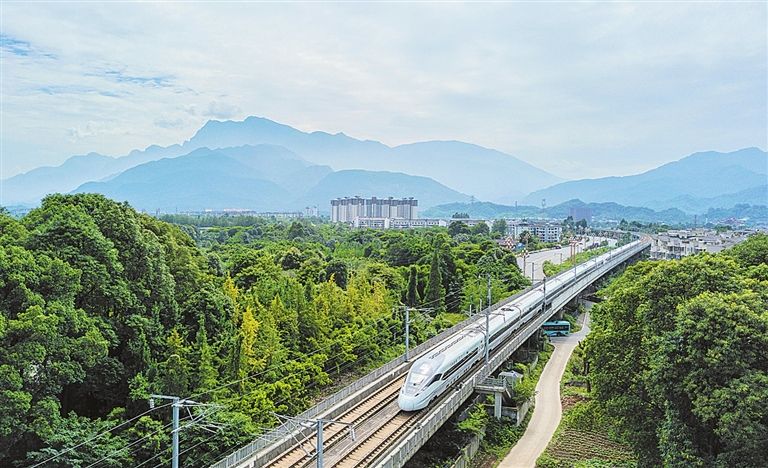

[542,320,571,337]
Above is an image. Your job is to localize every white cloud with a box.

[1,2,766,179]
[204,101,242,120]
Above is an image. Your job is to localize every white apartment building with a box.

[505,220,563,243]
[353,218,448,229]
[330,197,418,223]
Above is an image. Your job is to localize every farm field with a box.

[536,322,637,468]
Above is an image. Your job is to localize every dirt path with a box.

[497,312,591,468]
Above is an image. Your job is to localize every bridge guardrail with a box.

[374,240,649,468]
[211,279,544,467]
[212,241,649,468]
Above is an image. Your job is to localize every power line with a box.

[184,313,400,403]
[84,416,188,468]
[43,280,467,467]
[29,402,173,467]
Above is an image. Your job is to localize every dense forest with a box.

[586,234,768,467]
[0,194,529,467]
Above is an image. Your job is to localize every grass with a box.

[471,342,554,466]
[536,343,636,467]
[536,401,636,468]
[542,247,612,277]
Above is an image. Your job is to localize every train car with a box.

[398,301,535,411]
[398,240,643,411]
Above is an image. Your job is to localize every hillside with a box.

[1,145,187,204]
[72,145,470,212]
[183,117,563,201]
[295,170,471,210]
[74,147,292,212]
[423,200,693,224]
[1,116,562,206]
[525,147,767,211]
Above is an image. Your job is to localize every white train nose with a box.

[398,392,429,411]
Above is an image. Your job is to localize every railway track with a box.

[264,376,407,468]
[266,324,523,467]
[331,408,421,467]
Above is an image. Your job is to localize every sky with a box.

[2,2,766,180]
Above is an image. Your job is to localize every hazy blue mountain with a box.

[2,115,559,205]
[525,148,767,210]
[704,204,768,225]
[295,170,472,210]
[72,145,470,212]
[2,152,114,203]
[2,144,186,204]
[423,201,543,219]
[183,116,562,201]
[651,184,768,213]
[423,199,692,224]
[387,141,558,202]
[73,146,293,212]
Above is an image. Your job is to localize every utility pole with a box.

[150,394,180,468]
[404,306,412,362]
[485,274,491,367]
[531,262,535,283]
[149,395,222,468]
[403,306,433,362]
[522,250,528,277]
[274,414,355,468]
[316,421,324,468]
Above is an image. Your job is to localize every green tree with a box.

[325,259,348,288]
[406,266,419,307]
[448,221,470,237]
[585,236,768,466]
[471,222,490,236]
[491,219,507,236]
[424,249,444,311]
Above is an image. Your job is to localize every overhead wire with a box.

[29,401,174,467]
[83,414,191,468]
[39,272,473,467]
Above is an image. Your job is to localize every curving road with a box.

[497,310,592,468]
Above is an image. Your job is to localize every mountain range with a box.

[1,116,561,206]
[524,147,767,213]
[1,116,765,217]
[73,145,470,212]
[424,199,768,226]
[181,117,562,201]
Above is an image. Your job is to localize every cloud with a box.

[0,33,56,59]
[66,121,128,142]
[99,69,175,88]
[1,2,766,179]
[154,116,187,129]
[204,101,242,119]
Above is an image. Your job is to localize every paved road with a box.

[497,311,592,468]
[516,237,616,282]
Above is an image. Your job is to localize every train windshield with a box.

[403,356,444,396]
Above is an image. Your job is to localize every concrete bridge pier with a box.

[475,371,521,419]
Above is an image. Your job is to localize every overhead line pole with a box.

[150,394,180,468]
[485,274,491,367]
[149,394,222,468]
[405,306,411,362]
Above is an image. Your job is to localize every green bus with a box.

[542,320,571,337]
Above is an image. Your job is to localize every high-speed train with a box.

[398,240,643,411]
